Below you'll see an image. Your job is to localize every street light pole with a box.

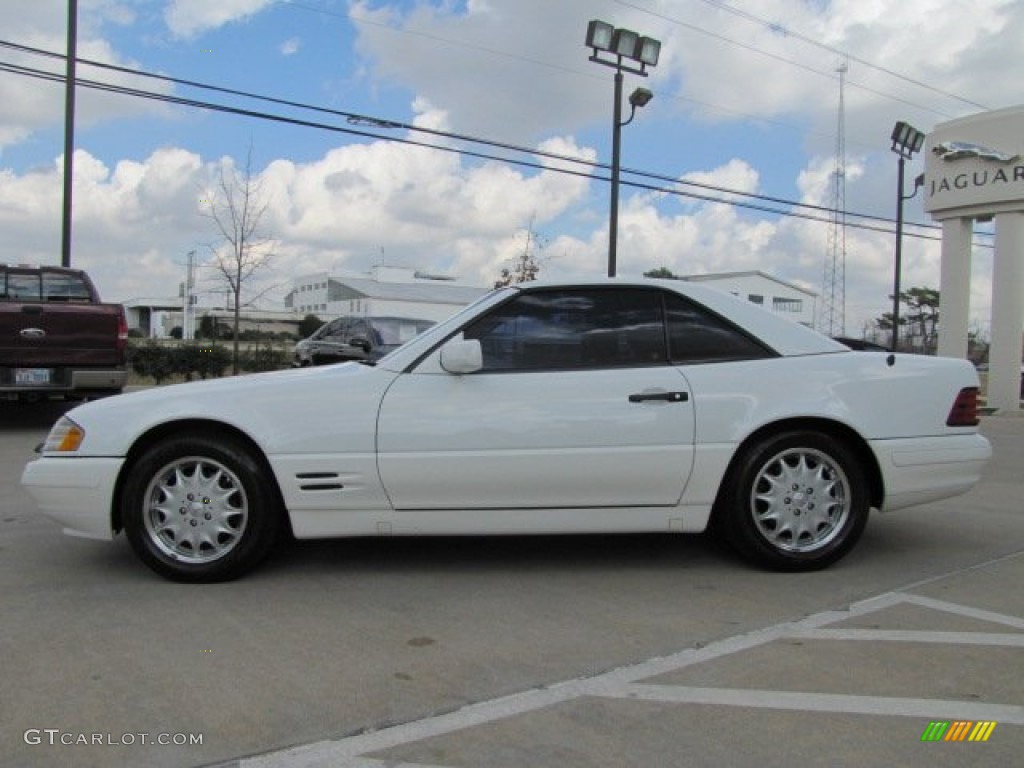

[892,151,906,351]
[889,121,926,352]
[608,70,624,277]
[585,20,660,278]
[61,0,78,268]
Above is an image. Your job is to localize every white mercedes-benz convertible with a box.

[22,278,991,582]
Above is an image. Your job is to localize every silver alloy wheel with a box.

[142,456,249,563]
[750,447,851,553]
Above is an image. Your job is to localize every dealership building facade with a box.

[925,104,1024,411]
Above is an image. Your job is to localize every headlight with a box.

[41,416,86,453]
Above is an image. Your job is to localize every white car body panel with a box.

[21,457,122,540]
[871,434,992,511]
[21,277,991,554]
[377,366,695,510]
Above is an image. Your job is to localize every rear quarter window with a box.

[666,293,775,364]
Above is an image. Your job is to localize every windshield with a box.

[374,287,513,370]
[371,318,435,346]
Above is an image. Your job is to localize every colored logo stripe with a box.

[920,721,997,742]
[969,721,997,742]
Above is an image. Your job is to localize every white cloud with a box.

[0,116,597,302]
[0,1,173,153]
[349,0,1021,151]
[1,0,1014,341]
[164,0,275,39]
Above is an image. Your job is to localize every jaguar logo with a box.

[933,141,1019,164]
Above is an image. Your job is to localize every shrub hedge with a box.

[127,341,289,383]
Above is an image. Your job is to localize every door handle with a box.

[628,391,688,403]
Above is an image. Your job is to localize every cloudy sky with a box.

[1,0,1020,334]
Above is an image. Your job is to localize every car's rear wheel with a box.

[718,430,869,571]
[122,435,281,582]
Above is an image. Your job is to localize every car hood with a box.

[60,362,400,457]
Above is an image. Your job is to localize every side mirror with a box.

[349,337,372,353]
[439,339,482,374]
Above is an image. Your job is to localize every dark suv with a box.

[293,316,434,366]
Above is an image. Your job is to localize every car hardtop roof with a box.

[0,263,89,276]
[505,277,844,357]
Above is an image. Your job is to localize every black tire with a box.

[122,434,282,582]
[717,430,869,571]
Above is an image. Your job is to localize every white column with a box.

[937,217,973,359]
[988,212,1024,412]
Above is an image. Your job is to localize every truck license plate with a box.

[15,368,51,385]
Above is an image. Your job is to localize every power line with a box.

[0,42,990,249]
[614,0,990,115]
[688,0,991,111]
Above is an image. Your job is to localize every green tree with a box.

[644,267,678,279]
[874,286,940,353]
[298,313,323,339]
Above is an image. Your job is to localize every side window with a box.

[665,293,773,364]
[349,321,375,344]
[7,272,41,300]
[322,319,347,341]
[462,288,666,372]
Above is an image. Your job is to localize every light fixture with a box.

[636,37,661,67]
[585,20,614,52]
[586,19,660,77]
[629,88,653,109]
[889,120,926,352]
[891,121,926,159]
[585,20,661,277]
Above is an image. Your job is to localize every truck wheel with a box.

[122,435,281,582]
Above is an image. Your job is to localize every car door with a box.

[376,286,696,510]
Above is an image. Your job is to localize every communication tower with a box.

[819,59,848,336]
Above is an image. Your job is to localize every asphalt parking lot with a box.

[1,400,1022,768]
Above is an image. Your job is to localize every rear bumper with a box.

[21,457,124,540]
[0,366,125,396]
[871,433,992,512]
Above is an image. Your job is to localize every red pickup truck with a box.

[1,264,127,402]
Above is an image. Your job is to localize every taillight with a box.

[116,306,128,357]
[946,387,980,427]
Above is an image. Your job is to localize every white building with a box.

[285,266,488,323]
[681,271,817,328]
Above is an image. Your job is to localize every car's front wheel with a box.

[122,434,282,582]
[717,431,869,571]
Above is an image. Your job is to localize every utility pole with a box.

[61,0,78,267]
[183,250,196,340]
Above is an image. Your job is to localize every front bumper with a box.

[21,456,125,540]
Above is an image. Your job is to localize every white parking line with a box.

[613,684,1024,724]
[240,587,1024,768]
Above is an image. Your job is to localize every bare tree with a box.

[202,146,274,374]
[494,218,543,288]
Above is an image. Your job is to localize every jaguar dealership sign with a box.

[925,105,1024,218]
[924,104,1024,413]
